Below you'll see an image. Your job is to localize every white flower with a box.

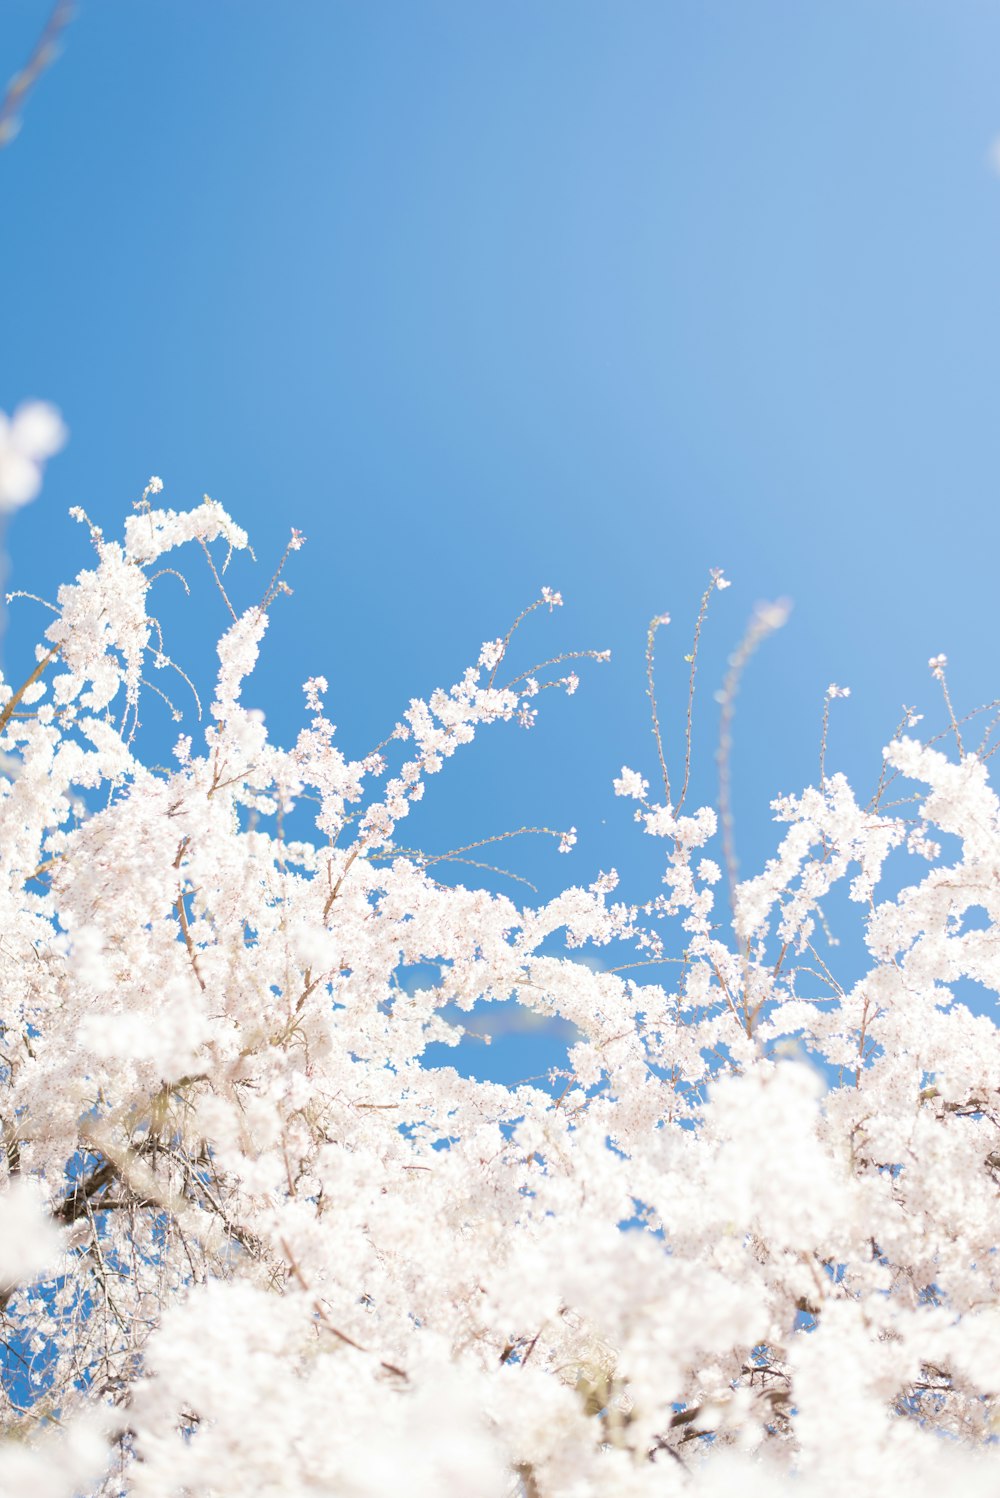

[0,1180,63,1288]
[613,766,648,801]
[478,638,505,672]
[2,486,1000,1497]
[0,402,67,510]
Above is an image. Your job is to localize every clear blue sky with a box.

[3,2,1000,1065]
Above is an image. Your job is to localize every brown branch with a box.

[0,646,59,736]
[175,891,206,992]
[53,1158,117,1224]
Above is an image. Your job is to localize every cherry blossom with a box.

[0,402,66,511]
[0,489,997,1497]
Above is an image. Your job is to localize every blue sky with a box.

[3,2,1000,1054]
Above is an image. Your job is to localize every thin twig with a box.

[930,658,964,759]
[487,593,554,689]
[645,613,672,804]
[197,539,237,622]
[377,852,536,892]
[676,574,724,815]
[717,601,791,930]
[280,1238,407,1381]
[260,530,304,610]
[501,649,609,692]
[0,0,73,149]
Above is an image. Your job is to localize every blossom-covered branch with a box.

[0,476,998,1496]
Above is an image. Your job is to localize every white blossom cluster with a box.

[0,492,998,1497]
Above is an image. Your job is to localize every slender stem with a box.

[0,0,74,149]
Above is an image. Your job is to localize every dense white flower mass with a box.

[0,485,999,1496]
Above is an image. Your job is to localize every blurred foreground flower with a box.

[0,402,67,511]
[0,1178,62,1291]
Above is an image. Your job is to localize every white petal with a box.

[10,400,68,460]
[0,451,42,508]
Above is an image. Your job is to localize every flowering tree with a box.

[0,421,999,1497]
